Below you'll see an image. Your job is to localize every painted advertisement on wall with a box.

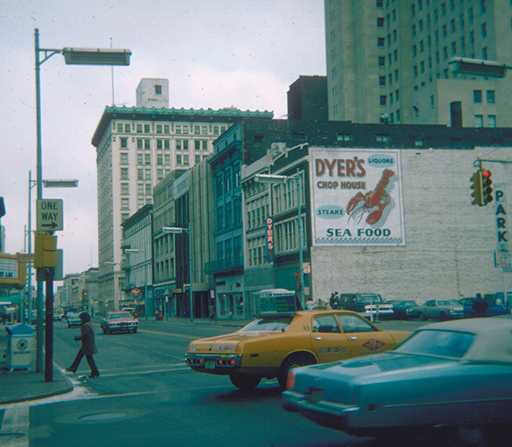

[310,148,405,246]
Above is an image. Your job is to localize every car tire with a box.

[277,353,317,391]
[229,371,261,391]
[439,311,449,321]
[133,328,137,333]
[419,312,428,321]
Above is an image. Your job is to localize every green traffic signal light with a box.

[470,171,483,206]
[482,170,493,205]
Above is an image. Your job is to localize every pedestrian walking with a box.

[472,293,489,318]
[67,312,100,378]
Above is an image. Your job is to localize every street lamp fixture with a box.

[162,226,193,323]
[43,179,79,188]
[254,168,306,309]
[449,57,508,78]
[34,28,131,381]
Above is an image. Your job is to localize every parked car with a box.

[333,293,394,320]
[388,300,418,320]
[101,311,139,334]
[185,309,410,391]
[459,296,508,318]
[282,316,512,444]
[67,313,82,328]
[410,299,463,321]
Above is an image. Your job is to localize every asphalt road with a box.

[1,318,444,447]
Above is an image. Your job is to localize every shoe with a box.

[66,368,76,374]
[89,372,100,378]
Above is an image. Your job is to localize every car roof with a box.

[419,316,512,364]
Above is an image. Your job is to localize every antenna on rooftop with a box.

[110,37,115,106]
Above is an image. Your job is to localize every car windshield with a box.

[359,295,382,304]
[398,300,416,306]
[110,312,132,320]
[240,317,293,333]
[395,329,475,358]
[437,300,460,306]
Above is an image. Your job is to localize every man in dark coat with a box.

[472,293,489,318]
[67,312,100,378]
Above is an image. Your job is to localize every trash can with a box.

[5,323,35,373]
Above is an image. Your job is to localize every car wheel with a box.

[278,353,317,391]
[439,311,449,321]
[133,328,137,333]
[229,371,261,391]
[419,312,428,321]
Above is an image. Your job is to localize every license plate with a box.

[308,388,325,403]
[205,360,215,370]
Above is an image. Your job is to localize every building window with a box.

[486,90,495,104]
[121,183,129,195]
[336,134,353,144]
[379,56,385,66]
[376,134,391,143]
[120,153,129,165]
[487,115,496,128]
[121,168,129,180]
[377,17,384,27]
[120,138,128,148]
[473,90,483,103]
[474,115,484,127]
[378,37,385,47]
[379,76,386,86]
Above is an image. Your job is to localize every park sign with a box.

[37,199,63,232]
[309,148,405,246]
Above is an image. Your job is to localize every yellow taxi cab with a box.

[185,290,411,391]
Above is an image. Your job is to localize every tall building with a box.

[325,0,512,126]
[91,79,273,311]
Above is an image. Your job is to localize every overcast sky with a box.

[0,0,326,277]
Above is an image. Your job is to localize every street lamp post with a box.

[255,168,306,308]
[163,227,193,323]
[34,28,131,380]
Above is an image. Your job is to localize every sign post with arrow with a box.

[36,199,63,231]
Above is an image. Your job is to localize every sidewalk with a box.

[0,316,247,405]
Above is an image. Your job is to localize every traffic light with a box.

[470,170,483,206]
[482,170,493,205]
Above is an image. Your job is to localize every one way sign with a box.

[37,199,63,232]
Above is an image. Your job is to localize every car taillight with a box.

[286,371,296,390]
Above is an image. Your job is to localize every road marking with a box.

[0,406,29,446]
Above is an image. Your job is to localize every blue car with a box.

[459,295,508,318]
[283,317,512,444]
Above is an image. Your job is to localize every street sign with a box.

[36,199,63,232]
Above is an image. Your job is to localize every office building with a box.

[325,0,512,126]
[91,78,273,311]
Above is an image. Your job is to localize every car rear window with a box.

[110,312,132,319]
[359,295,383,304]
[240,317,293,333]
[395,329,475,358]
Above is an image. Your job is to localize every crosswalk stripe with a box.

[0,406,29,447]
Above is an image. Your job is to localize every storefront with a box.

[215,275,245,320]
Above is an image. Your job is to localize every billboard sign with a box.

[310,148,405,246]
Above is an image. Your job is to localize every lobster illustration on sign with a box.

[346,169,395,225]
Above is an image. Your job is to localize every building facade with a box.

[91,78,273,311]
[120,204,153,318]
[242,122,512,315]
[325,0,512,126]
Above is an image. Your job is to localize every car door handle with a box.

[351,336,357,340]
[315,337,322,341]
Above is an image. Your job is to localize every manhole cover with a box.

[79,412,127,421]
